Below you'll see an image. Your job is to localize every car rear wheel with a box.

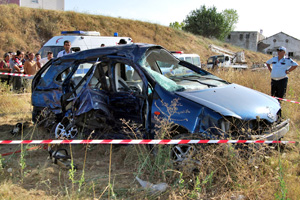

[53,119,78,139]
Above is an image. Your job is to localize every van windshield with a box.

[38,46,64,58]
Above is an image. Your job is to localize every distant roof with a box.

[264,31,300,41]
[230,31,264,35]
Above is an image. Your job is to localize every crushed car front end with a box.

[139,47,289,141]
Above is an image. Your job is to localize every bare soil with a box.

[0,114,145,199]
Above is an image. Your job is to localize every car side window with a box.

[114,62,143,94]
[56,62,93,83]
[89,62,110,91]
[71,63,93,86]
[56,67,71,82]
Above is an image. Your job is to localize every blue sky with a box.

[65,0,300,38]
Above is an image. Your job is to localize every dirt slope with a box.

[0,4,272,65]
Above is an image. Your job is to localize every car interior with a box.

[114,62,143,93]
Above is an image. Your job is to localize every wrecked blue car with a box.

[32,43,289,143]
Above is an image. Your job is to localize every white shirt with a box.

[40,57,50,66]
[266,56,298,79]
[57,50,73,58]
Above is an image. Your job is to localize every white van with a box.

[160,51,201,75]
[38,31,133,58]
[172,51,201,68]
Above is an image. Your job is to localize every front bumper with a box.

[251,119,290,140]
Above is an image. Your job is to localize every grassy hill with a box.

[0,4,272,65]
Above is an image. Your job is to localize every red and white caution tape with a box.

[273,96,300,105]
[0,145,47,157]
[0,139,296,145]
[0,72,34,77]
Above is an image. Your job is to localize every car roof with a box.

[56,43,161,62]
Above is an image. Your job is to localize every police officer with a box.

[57,40,73,58]
[266,46,298,98]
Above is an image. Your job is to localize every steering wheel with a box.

[129,84,142,93]
[118,78,131,91]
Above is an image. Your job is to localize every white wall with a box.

[226,31,264,52]
[261,32,300,59]
[20,0,64,11]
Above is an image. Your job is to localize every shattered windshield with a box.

[139,49,228,92]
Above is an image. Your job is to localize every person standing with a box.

[20,51,26,65]
[57,40,73,58]
[0,53,12,84]
[10,51,24,73]
[0,53,12,73]
[40,51,53,66]
[10,51,24,91]
[35,53,43,70]
[24,52,37,75]
[266,46,298,98]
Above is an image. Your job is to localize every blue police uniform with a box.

[266,56,298,98]
[266,56,298,80]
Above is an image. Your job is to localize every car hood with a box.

[176,83,280,122]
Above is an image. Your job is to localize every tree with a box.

[169,21,185,30]
[183,5,238,40]
[221,9,239,39]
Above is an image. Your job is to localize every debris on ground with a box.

[10,123,23,135]
[135,176,168,195]
[48,146,77,170]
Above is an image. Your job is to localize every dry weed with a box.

[0,5,299,199]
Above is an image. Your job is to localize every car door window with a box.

[110,62,145,123]
[89,62,110,91]
[56,67,71,82]
[71,63,94,87]
[114,62,143,94]
[56,62,93,83]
